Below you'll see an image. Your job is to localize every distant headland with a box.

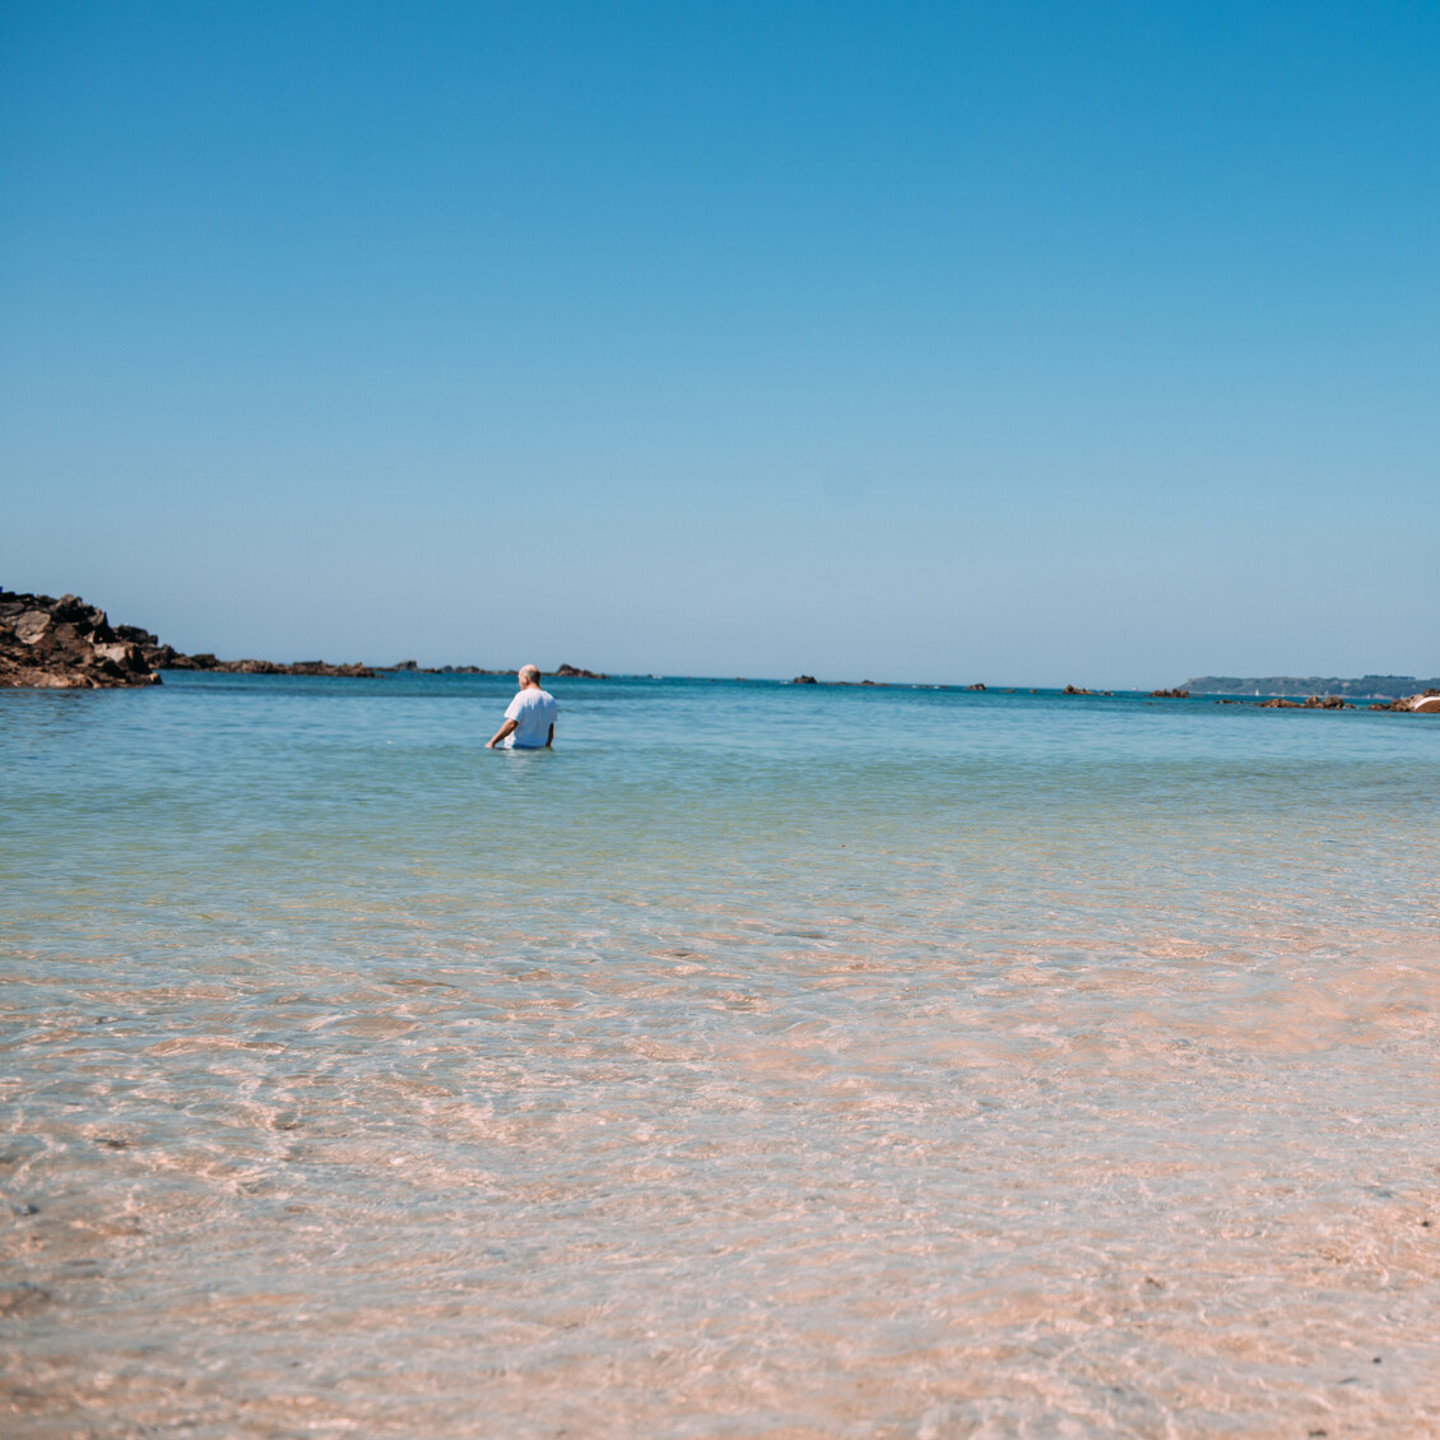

[1182,674,1440,699]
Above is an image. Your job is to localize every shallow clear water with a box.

[2,675,1439,1438]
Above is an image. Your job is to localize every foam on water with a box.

[2,675,1438,1436]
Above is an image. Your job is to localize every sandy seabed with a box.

[3,676,1439,1437]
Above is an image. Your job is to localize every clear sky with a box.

[3,1,1437,685]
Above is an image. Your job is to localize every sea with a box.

[2,673,1438,1438]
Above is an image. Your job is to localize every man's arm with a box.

[486,718,518,749]
[545,722,554,748]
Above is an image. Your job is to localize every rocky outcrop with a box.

[383,661,514,675]
[118,645,374,676]
[792,674,818,685]
[1257,694,1354,709]
[1,588,383,685]
[207,658,375,677]
[121,639,374,677]
[1150,688,1190,698]
[2,588,613,685]
[0,590,160,688]
[102,623,374,676]
[1370,689,1440,713]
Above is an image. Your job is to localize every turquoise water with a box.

[3,675,1439,1437]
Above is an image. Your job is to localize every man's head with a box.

[518,664,541,689]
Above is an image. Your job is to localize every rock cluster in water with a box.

[0,590,160,688]
[153,649,376,677]
[0,589,386,686]
[1370,689,1440,713]
[1250,692,1440,712]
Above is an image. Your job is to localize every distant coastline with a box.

[1182,674,1440,699]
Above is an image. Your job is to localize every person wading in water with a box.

[486,665,557,749]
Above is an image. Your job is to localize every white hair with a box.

[518,664,540,685]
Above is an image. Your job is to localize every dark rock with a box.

[1301,694,1353,709]
[141,643,190,667]
[1257,696,1301,708]
[215,658,376,677]
[0,588,162,689]
[792,674,818,685]
[164,653,377,678]
[1062,685,1093,695]
[553,663,607,679]
[1150,688,1190,698]
[965,683,986,691]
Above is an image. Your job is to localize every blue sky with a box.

[3,1,1437,684]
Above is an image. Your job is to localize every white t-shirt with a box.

[503,686,557,748]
